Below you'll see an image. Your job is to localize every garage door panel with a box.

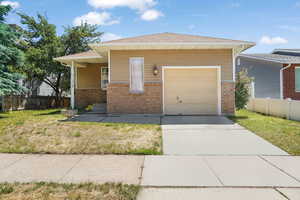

[165,104,217,115]
[165,83,217,93]
[164,68,219,115]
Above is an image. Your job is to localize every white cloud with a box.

[230,2,240,8]
[88,0,156,11]
[87,0,163,21]
[259,36,288,45]
[140,9,163,21]
[101,33,122,41]
[0,1,20,9]
[73,12,119,26]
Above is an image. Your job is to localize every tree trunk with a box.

[54,89,62,108]
[43,74,62,108]
[54,74,62,107]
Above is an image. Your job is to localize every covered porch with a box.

[54,51,108,110]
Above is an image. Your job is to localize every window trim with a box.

[295,66,300,92]
[129,57,144,94]
[101,66,109,91]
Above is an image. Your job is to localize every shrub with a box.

[85,104,94,111]
[235,68,253,110]
[0,184,14,194]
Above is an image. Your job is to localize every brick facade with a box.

[283,64,300,100]
[107,82,234,115]
[75,89,106,108]
[221,82,235,115]
[107,83,162,114]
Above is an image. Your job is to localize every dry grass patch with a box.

[0,182,140,200]
[0,110,162,154]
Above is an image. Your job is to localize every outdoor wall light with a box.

[153,65,159,76]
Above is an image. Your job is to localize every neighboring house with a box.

[55,32,254,115]
[23,78,70,97]
[29,81,55,96]
[22,79,55,97]
[36,82,55,96]
[237,49,300,100]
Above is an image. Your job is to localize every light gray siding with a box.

[236,56,282,99]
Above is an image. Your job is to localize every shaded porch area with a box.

[54,50,108,109]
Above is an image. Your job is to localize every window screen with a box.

[101,67,108,90]
[129,58,144,93]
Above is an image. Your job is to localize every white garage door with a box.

[163,67,220,115]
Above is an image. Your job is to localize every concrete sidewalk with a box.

[137,188,300,200]
[0,154,144,184]
[1,154,300,199]
[1,154,300,188]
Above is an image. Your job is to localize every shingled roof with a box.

[273,49,300,53]
[238,53,300,64]
[55,33,255,64]
[102,32,254,44]
[55,50,101,60]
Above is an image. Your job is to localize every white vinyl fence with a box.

[247,98,300,121]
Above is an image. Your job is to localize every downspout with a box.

[71,61,75,109]
[280,64,292,99]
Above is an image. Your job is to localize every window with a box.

[101,67,109,90]
[129,57,144,93]
[296,67,300,92]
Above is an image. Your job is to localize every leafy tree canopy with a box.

[18,13,103,104]
[18,13,64,92]
[62,23,102,55]
[0,4,26,96]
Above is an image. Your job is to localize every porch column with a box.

[71,61,75,109]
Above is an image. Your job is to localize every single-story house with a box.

[55,32,254,115]
[237,49,300,100]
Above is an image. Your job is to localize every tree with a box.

[18,13,103,105]
[235,68,253,110]
[61,23,102,55]
[0,4,26,96]
[18,13,65,104]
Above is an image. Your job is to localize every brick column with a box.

[222,82,235,115]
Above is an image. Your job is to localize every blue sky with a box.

[3,0,300,53]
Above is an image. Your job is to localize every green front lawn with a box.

[229,109,300,155]
[0,182,139,200]
[0,109,162,154]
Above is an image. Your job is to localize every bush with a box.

[85,104,94,111]
[235,69,253,110]
[0,184,14,194]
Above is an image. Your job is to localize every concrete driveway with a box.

[162,116,288,155]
